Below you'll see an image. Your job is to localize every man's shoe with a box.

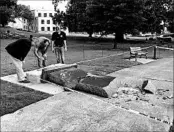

[19,80,30,83]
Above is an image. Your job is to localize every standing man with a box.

[32,36,51,68]
[51,27,67,64]
[5,35,34,83]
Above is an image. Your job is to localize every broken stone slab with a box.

[46,68,88,88]
[41,63,78,82]
[103,77,149,97]
[43,67,153,98]
[74,75,115,98]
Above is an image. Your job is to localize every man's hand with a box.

[52,48,54,53]
[39,56,45,60]
[22,60,25,64]
[64,46,67,51]
[43,54,47,60]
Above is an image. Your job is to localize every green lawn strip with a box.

[78,55,141,67]
[0,80,52,116]
[78,56,141,76]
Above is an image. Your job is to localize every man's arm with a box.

[51,40,55,52]
[43,40,50,54]
[51,33,55,52]
[64,40,67,51]
[63,32,67,51]
[34,47,44,60]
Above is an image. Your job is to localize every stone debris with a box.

[168,95,173,99]
[143,80,156,94]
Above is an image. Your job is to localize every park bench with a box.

[129,47,148,59]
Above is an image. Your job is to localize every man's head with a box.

[31,36,38,46]
[55,26,61,33]
[30,35,33,40]
[29,35,35,46]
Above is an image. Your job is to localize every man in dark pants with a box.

[5,35,34,83]
[51,27,67,64]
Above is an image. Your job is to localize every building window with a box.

[47,27,50,31]
[53,20,56,24]
[49,13,52,17]
[41,20,44,24]
[47,20,50,24]
[44,13,47,17]
[53,27,56,31]
[41,27,45,31]
[38,13,41,17]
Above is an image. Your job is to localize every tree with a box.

[0,0,17,27]
[14,4,35,31]
[53,0,173,49]
[140,0,173,34]
[166,0,174,32]
[67,0,98,37]
[86,0,146,48]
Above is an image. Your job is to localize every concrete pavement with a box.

[1,92,170,131]
[1,57,173,131]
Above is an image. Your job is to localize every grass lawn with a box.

[1,27,172,116]
[0,80,51,116]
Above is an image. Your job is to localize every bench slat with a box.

[130,47,148,59]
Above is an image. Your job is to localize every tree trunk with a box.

[87,30,93,38]
[2,23,5,27]
[113,33,117,49]
[116,30,124,42]
[88,32,93,38]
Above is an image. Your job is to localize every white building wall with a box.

[33,9,56,34]
[33,9,69,35]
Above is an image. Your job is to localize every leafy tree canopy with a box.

[52,0,173,48]
[14,4,34,24]
[0,0,17,27]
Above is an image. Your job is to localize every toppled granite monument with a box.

[41,65,155,98]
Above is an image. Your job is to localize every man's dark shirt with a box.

[5,39,32,61]
[51,31,66,47]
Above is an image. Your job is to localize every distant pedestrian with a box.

[51,27,67,64]
[32,36,51,68]
[5,35,34,83]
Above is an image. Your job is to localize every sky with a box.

[17,0,67,11]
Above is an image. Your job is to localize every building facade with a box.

[32,9,57,34]
[32,9,69,34]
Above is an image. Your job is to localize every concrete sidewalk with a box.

[1,92,170,131]
[108,57,173,82]
[0,64,66,95]
[1,57,173,131]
